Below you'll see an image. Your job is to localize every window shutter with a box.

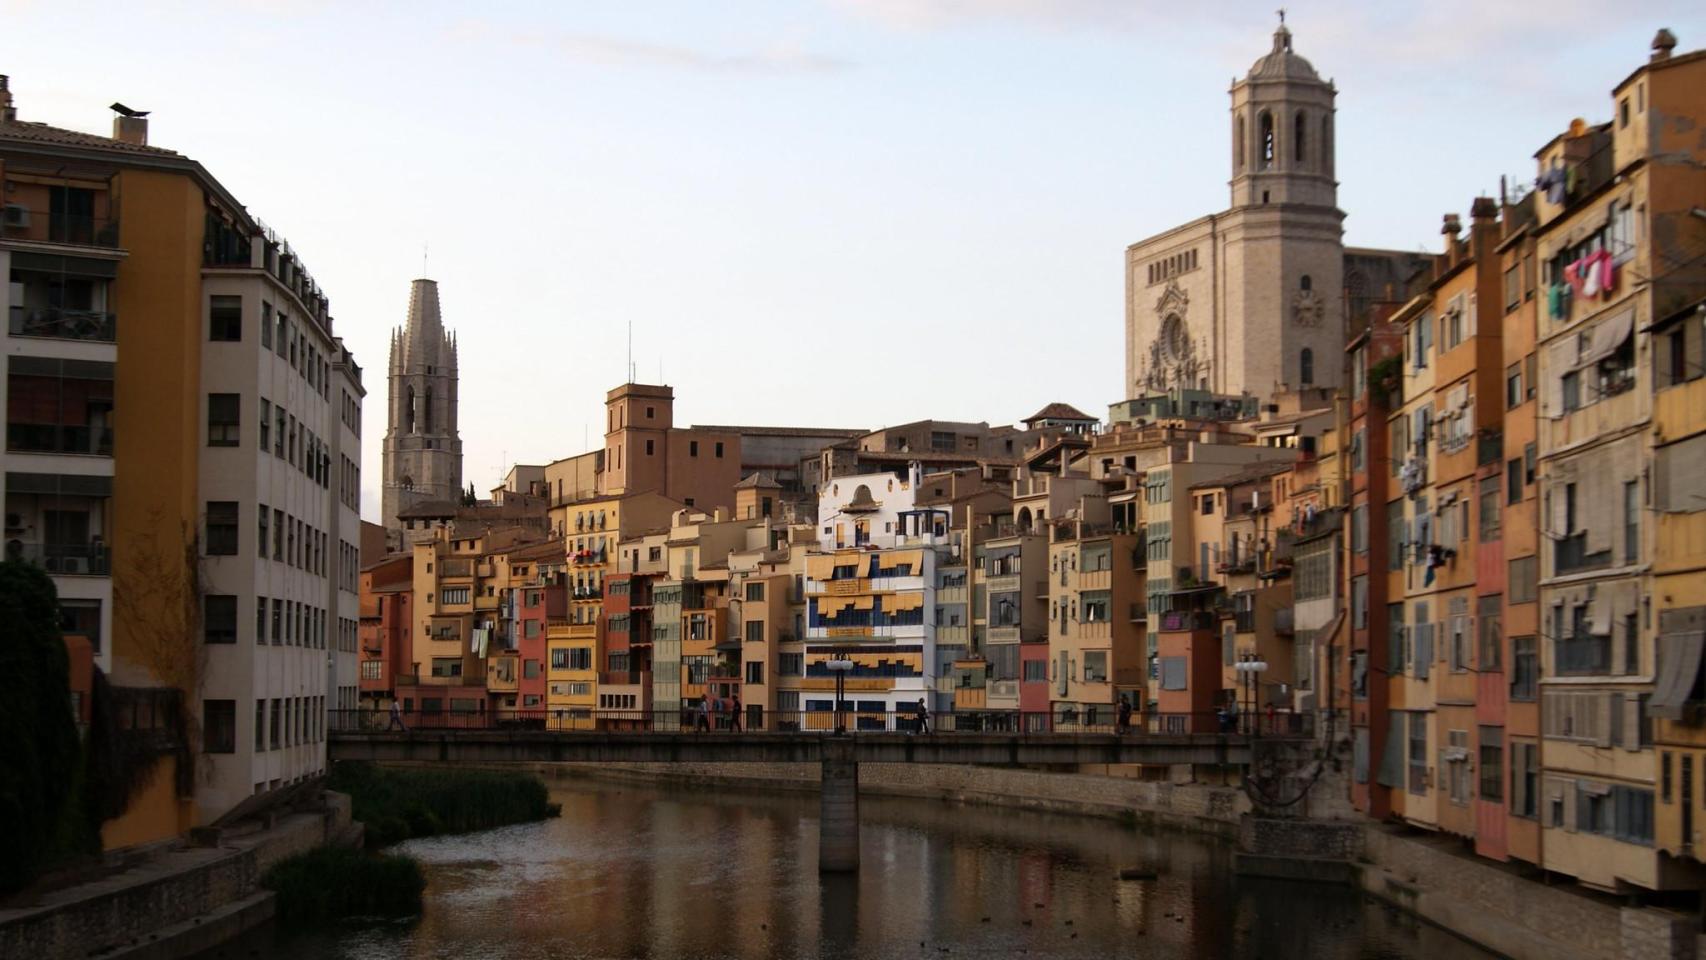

[1622,694,1642,751]
[1597,694,1616,748]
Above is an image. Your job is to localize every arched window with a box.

[1301,274,1312,292]
[405,386,416,434]
[424,387,434,434]
[1017,506,1033,533]
[1236,115,1246,170]
[1300,348,1315,385]
[1294,111,1306,164]
[1259,112,1274,168]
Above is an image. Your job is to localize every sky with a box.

[5,0,1701,520]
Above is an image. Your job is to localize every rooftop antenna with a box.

[627,321,633,384]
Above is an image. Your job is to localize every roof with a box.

[1188,460,1295,490]
[1246,25,1320,81]
[695,424,866,439]
[396,498,459,519]
[496,538,567,562]
[734,471,783,489]
[0,119,182,157]
[1023,402,1096,424]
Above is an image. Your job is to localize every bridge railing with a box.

[331,707,1312,738]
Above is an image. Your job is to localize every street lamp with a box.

[825,659,855,734]
[1233,655,1268,735]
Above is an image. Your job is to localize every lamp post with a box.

[825,659,854,735]
[1234,655,1269,735]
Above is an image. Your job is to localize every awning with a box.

[1650,631,1705,718]
[881,549,924,571]
[848,595,874,611]
[887,592,925,612]
[806,555,838,580]
[1571,308,1634,371]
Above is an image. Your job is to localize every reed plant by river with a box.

[261,846,424,925]
[329,761,560,848]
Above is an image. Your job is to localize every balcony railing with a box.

[7,424,113,456]
[1158,611,1218,632]
[1554,532,1612,575]
[1,211,121,248]
[11,541,110,575]
[9,306,117,343]
[1476,430,1504,467]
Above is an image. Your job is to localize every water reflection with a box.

[210,773,1488,960]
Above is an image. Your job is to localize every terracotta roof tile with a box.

[0,120,182,157]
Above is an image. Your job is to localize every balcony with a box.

[1476,430,1504,467]
[1,206,120,248]
[9,305,117,343]
[440,558,474,578]
[986,573,1022,594]
[1158,611,1218,632]
[9,541,110,576]
[600,670,651,686]
[476,561,496,578]
[988,625,1021,643]
[475,594,500,611]
[988,680,1019,702]
[1554,532,1612,576]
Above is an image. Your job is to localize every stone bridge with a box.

[328,724,1287,871]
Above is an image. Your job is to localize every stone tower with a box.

[381,278,462,535]
[1125,21,1354,401]
[1220,20,1346,395]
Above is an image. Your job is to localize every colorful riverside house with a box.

[357,554,413,712]
[1345,310,1406,820]
[1529,33,1706,894]
[1046,515,1146,732]
[806,467,953,730]
[1493,187,1544,867]
[491,538,564,720]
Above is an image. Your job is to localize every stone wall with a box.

[1239,816,1363,860]
[0,795,352,959]
[1360,825,1699,960]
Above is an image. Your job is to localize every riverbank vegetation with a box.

[329,762,560,848]
[261,846,423,924]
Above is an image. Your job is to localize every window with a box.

[1388,501,1406,572]
[1503,264,1522,314]
[1561,370,1581,412]
[1408,712,1428,796]
[745,661,764,684]
[1523,443,1536,484]
[205,502,238,555]
[690,440,699,456]
[1479,475,1501,540]
[1352,576,1368,629]
[1479,596,1502,670]
[745,582,765,602]
[1350,504,1368,554]
[1508,458,1523,505]
[203,699,236,753]
[207,393,240,447]
[1258,111,1274,167]
[209,296,242,341]
[274,406,286,458]
[1293,112,1306,163]
[6,356,116,455]
[1083,651,1108,682]
[645,439,654,456]
[259,398,271,450]
[430,657,463,678]
[204,595,238,644]
[1509,556,1537,604]
[715,441,724,458]
[1625,480,1640,563]
[745,620,765,643]
[779,653,803,676]
[1512,742,1539,818]
[1506,363,1523,410]
[440,587,470,605]
[1300,348,1313,386]
[361,660,383,680]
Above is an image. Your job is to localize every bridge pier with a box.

[819,738,859,872]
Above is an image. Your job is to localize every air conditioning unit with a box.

[2,204,29,228]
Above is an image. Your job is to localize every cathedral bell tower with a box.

[381,278,463,537]
[1228,20,1338,211]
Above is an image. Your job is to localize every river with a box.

[213,775,1489,959]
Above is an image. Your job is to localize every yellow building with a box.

[2,82,364,841]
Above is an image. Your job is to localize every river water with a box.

[214,776,1488,959]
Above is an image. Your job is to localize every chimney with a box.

[109,102,148,146]
[1652,28,1677,62]
[0,75,14,123]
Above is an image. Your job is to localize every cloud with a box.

[460,22,853,75]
